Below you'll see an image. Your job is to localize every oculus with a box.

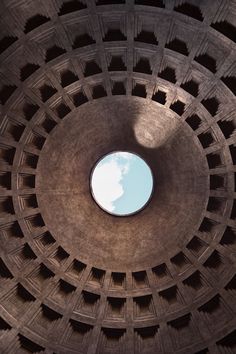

[90,151,153,216]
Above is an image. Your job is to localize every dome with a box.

[0,0,236,353]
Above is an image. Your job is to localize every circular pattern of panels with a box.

[0,0,236,353]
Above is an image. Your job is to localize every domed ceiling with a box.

[0,0,236,353]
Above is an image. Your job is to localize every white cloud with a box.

[91,153,131,212]
[112,151,134,160]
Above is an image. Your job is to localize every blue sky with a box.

[91,152,153,215]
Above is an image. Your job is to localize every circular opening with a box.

[90,151,154,216]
